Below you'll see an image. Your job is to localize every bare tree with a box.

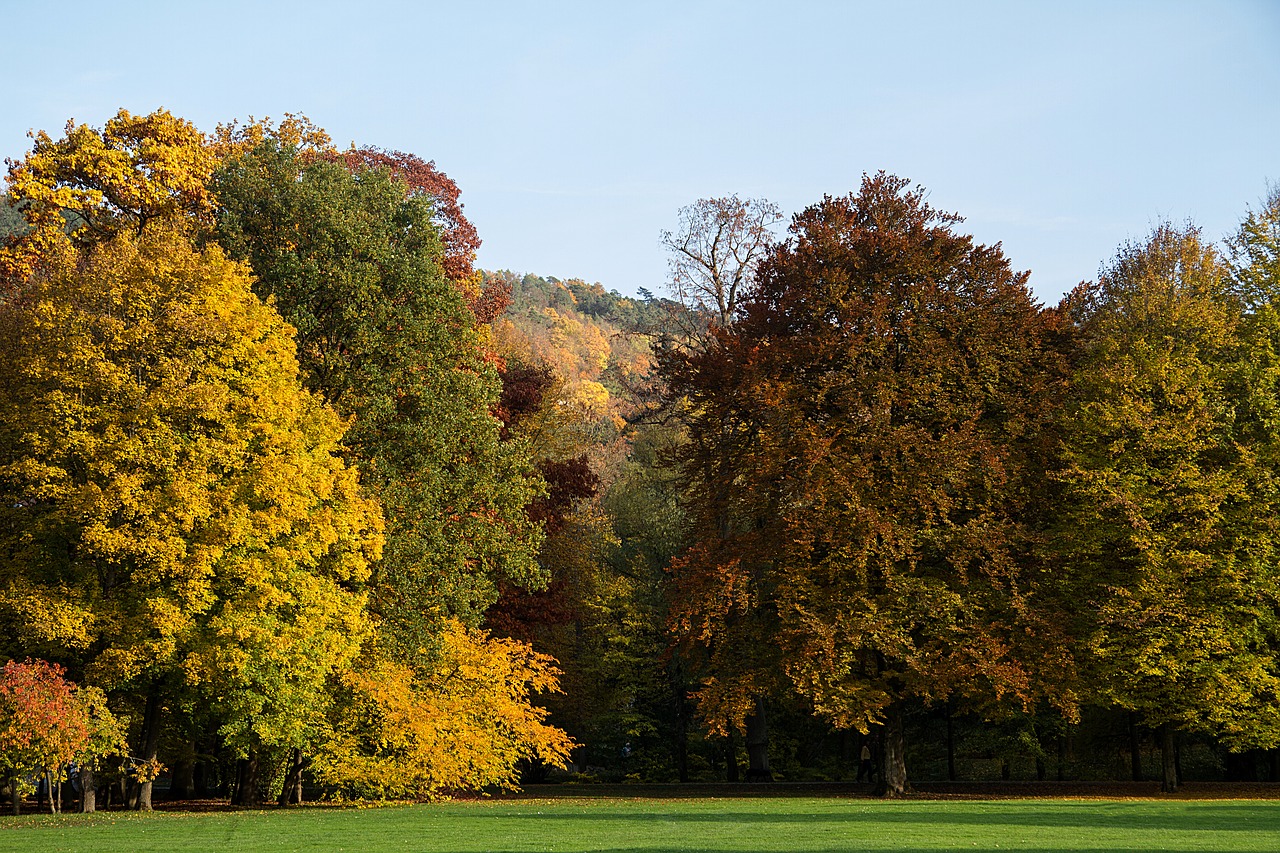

[661,195,782,330]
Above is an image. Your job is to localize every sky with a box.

[3,0,1278,305]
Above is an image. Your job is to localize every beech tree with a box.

[1055,221,1280,792]
[665,174,1065,795]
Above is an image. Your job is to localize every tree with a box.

[660,195,781,331]
[656,196,782,780]
[1,109,216,283]
[212,137,544,646]
[212,132,573,793]
[1055,221,1280,791]
[665,174,1065,795]
[312,619,574,799]
[1229,185,1280,308]
[335,149,482,284]
[0,659,124,814]
[0,225,382,808]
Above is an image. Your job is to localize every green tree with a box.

[0,226,382,808]
[212,139,544,653]
[665,174,1065,795]
[1053,222,1280,792]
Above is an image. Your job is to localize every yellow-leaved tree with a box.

[313,619,573,800]
[1,109,217,284]
[0,223,382,809]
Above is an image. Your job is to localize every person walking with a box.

[857,743,875,783]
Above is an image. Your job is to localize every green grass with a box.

[2,797,1278,852]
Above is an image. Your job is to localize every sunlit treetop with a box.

[2,109,217,282]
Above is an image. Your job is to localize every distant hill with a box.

[486,271,669,434]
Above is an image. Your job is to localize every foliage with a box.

[0,194,27,241]
[336,149,482,286]
[313,620,574,799]
[0,225,381,758]
[2,109,216,282]
[664,174,1067,791]
[0,660,124,788]
[1054,221,1280,754]
[213,139,543,645]
[1228,185,1280,307]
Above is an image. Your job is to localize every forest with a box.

[1,109,1279,813]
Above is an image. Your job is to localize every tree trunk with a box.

[136,689,163,811]
[278,749,305,806]
[725,732,739,783]
[234,751,262,808]
[877,704,908,797]
[1056,734,1067,782]
[1127,712,1143,782]
[744,696,772,782]
[169,739,196,801]
[675,688,690,783]
[79,765,96,813]
[1159,723,1177,793]
[10,775,18,815]
[193,749,209,798]
[45,768,57,814]
[945,703,956,781]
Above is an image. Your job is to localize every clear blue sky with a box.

[3,0,1277,304]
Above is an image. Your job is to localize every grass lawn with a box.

[1,797,1278,852]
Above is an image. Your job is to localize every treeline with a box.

[2,108,1279,810]
[0,110,572,812]
[483,178,1280,797]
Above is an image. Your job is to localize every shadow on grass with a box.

[477,803,1280,832]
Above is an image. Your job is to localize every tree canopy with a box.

[664,174,1069,794]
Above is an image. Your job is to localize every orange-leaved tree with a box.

[0,659,124,814]
[664,174,1070,795]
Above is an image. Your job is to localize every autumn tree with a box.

[0,659,124,814]
[656,195,783,777]
[1054,221,1280,792]
[0,225,382,808]
[665,174,1065,795]
[660,195,781,332]
[334,148,477,279]
[313,619,573,799]
[212,130,575,794]
[1,109,217,284]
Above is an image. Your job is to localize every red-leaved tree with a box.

[0,660,121,814]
